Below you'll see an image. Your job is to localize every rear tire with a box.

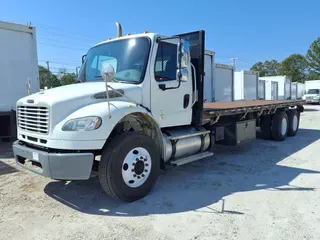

[271,111,288,141]
[287,110,300,136]
[99,132,160,202]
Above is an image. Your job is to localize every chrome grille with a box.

[306,96,313,100]
[17,105,49,134]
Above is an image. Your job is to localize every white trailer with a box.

[234,70,258,101]
[259,76,292,100]
[305,80,320,92]
[291,82,305,100]
[0,21,39,139]
[213,63,234,102]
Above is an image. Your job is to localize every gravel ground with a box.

[1,105,320,240]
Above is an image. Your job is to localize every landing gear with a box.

[99,132,160,202]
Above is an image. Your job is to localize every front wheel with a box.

[99,132,160,202]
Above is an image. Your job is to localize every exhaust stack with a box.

[116,22,122,38]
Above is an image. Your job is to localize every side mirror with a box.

[101,64,115,83]
[177,38,190,69]
[82,54,87,64]
[176,68,189,82]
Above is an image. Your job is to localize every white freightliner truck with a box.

[13,23,305,202]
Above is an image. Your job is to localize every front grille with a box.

[17,105,49,134]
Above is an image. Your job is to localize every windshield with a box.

[78,37,150,83]
[307,89,320,94]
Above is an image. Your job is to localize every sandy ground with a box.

[1,105,320,240]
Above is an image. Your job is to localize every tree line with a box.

[250,37,320,82]
[39,65,77,89]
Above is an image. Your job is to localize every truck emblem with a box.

[27,99,34,103]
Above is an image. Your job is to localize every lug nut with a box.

[145,169,148,172]
[145,163,149,166]
[136,158,139,161]
[142,174,145,177]
[137,176,141,179]
[132,163,135,166]
[133,174,137,177]
[140,156,143,160]
[131,169,135,172]
[144,159,147,162]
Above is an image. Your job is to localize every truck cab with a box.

[302,89,320,104]
[13,25,209,201]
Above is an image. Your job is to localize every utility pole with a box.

[46,61,50,71]
[230,57,238,69]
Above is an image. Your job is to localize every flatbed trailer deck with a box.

[203,100,305,117]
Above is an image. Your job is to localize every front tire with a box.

[99,132,160,202]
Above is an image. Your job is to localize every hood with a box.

[17,82,143,130]
[18,82,142,106]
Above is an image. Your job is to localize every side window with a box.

[154,42,177,81]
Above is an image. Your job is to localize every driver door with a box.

[150,39,193,128]
[150,31,205,127]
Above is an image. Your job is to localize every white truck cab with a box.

[13,24,208,201]
[13,23,305,202]
[302,89,320,104]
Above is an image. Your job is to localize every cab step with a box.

[169,151,213,166]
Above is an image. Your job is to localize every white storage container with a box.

[234,70,258,101]
[258,80,266,99]
[203,54,234,103]
[214,63,234,102]
[203,50,215,102]
[259,76,291,100]
[0,21,39,111]
[291,82,305,99]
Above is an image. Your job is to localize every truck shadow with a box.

[0,141,17,176]
[44,128,320,217]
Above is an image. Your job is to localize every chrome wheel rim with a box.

[122,147,152,188]
[292,115,298,132]
[281,117,288,136]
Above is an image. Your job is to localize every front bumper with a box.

[13,141,94,180]
[306,99,320,103]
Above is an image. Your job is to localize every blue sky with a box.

[1,0,319,73]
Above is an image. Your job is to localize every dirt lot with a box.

[1,105,320,240]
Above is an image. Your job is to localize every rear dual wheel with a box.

[260,110,299,141]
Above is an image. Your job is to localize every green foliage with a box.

[306,37,320,73]
[60,73,77,86]
[250,60,280,76]
[39,65,61,89]
[279,54,308,82]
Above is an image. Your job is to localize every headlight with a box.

[313,95,320,99]
[302,96,306,100]
[62,116,102,131]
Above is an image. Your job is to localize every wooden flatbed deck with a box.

[203,100,305,117]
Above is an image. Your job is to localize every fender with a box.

[50,101,164,152]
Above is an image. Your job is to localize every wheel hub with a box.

[134,159,145,175]
[122,147,152,188]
